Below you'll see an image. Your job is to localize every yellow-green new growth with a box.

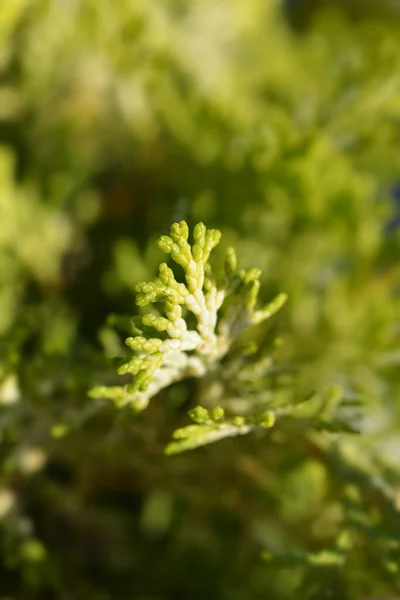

[165,406,275,455]
[89,221,287,412]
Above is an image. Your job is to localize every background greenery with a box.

[0,0,400,598]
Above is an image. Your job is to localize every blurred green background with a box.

[1,0,400,598]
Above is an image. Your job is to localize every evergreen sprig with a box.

[165,405,275,455]
[90,221,287,413]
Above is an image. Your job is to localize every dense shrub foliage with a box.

[0,1,400,598]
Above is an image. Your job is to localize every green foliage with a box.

[165,405,276,455]
[0,1,400,599]
[90,221,286,418]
